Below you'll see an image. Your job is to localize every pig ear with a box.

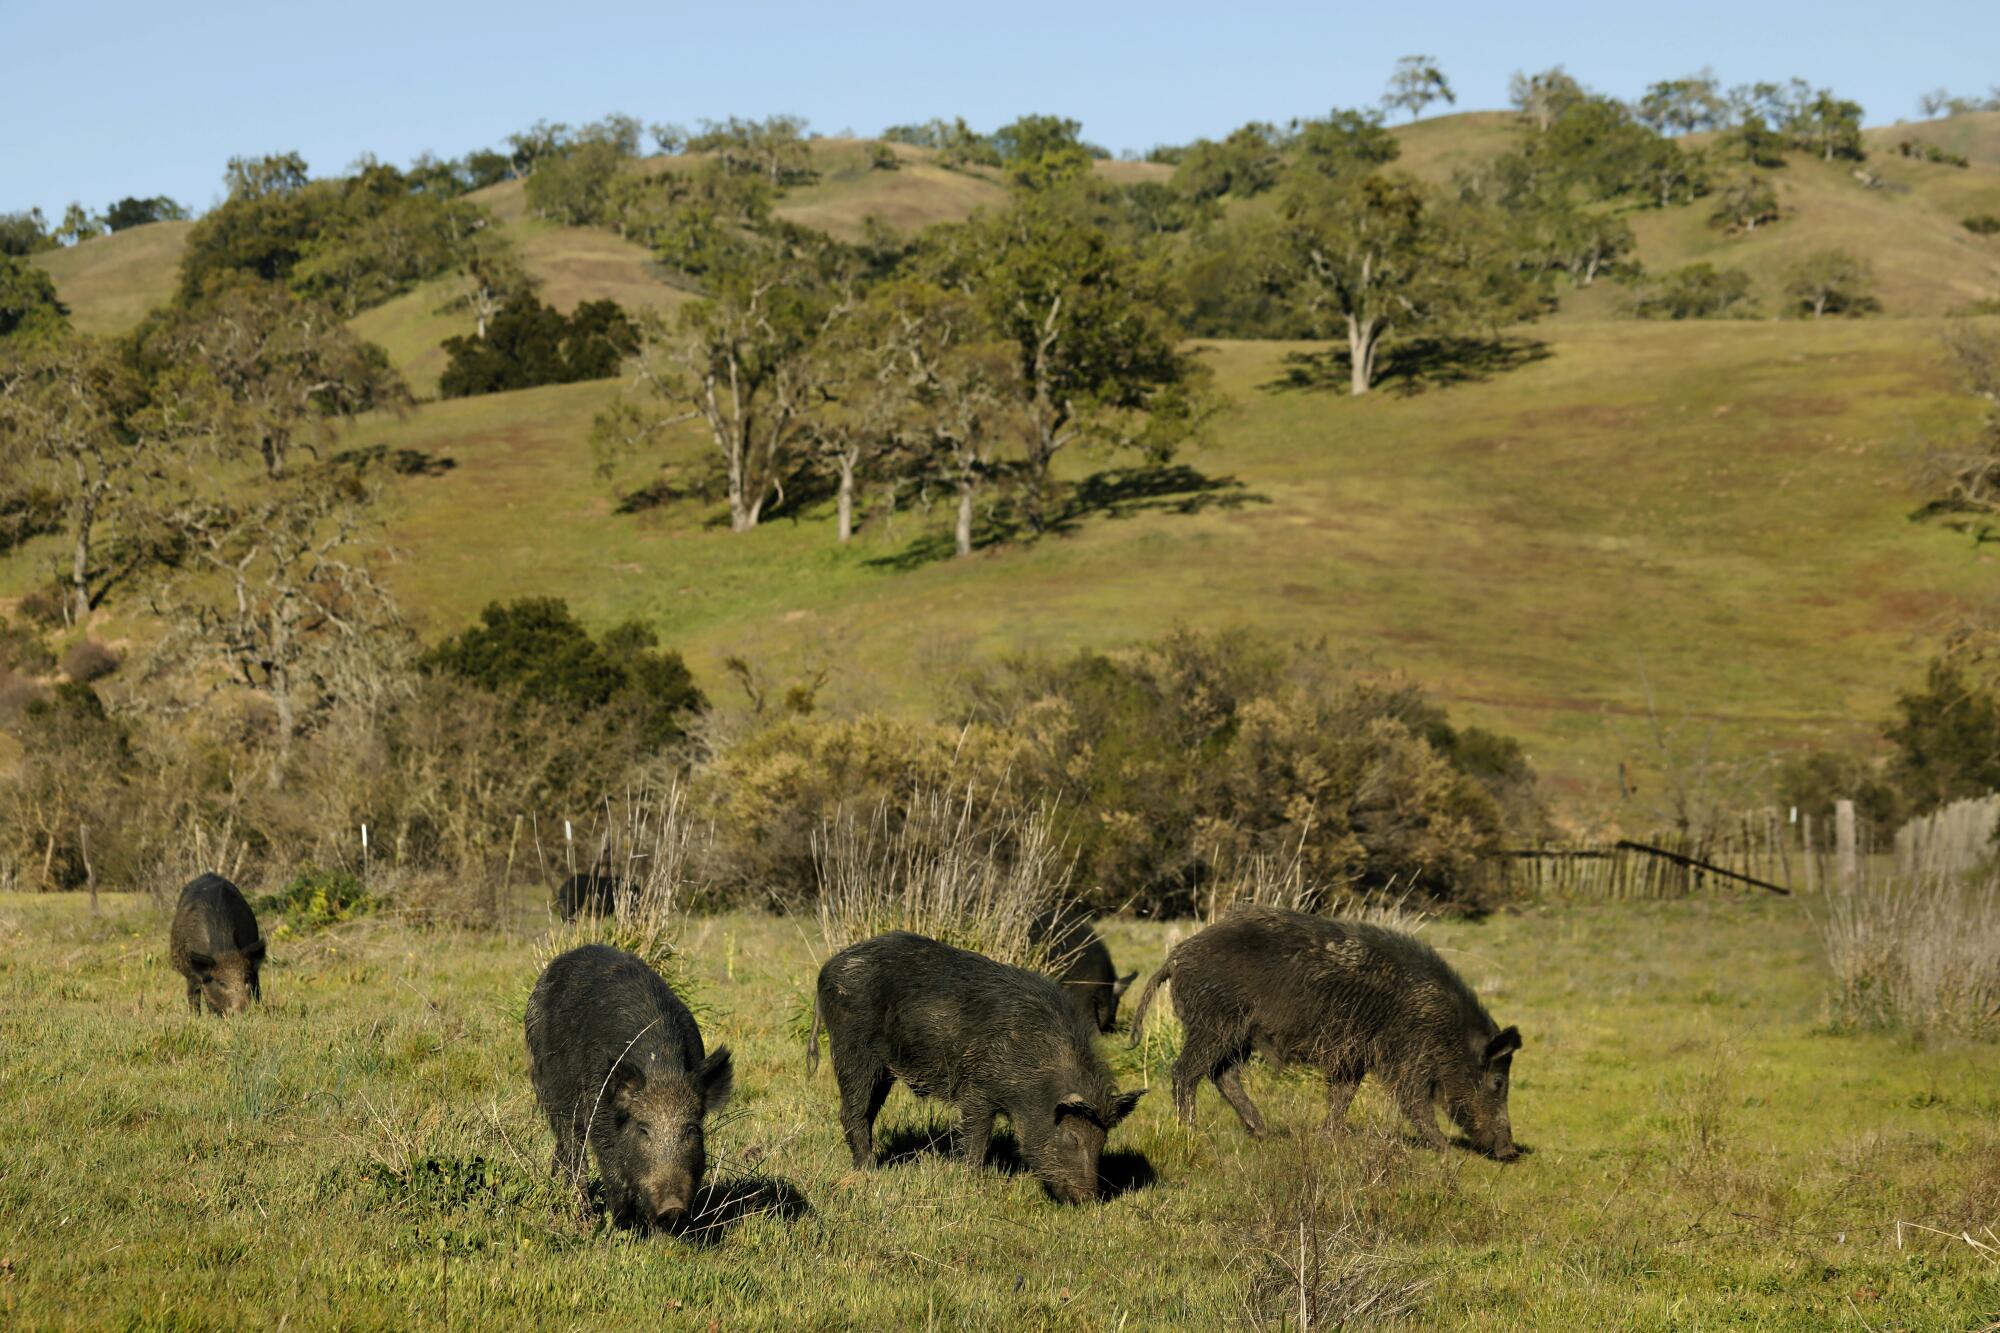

[696,1046,733,1113]
[610,1059,647,1102]
[1107,1088,1146,1127]
[1113,971,1138,999]
[1054,1094,1099,1126]
[187,952,215,973]
[1483,1027,1522,1065]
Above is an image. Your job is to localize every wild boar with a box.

[1129,907,1521,1159]
[1034,905,1138,1033]
[525,944,733,1231]
[169,873,265,1015]
[556,872,624,921]
[807,931,1144,1203]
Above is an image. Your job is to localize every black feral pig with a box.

[525,944,733,1232]
[556,872,624,921]
[1034,905,1138,1034]
[169,873,265,1015]
[1130,907,1522,1160]
[807,931,1144,1203]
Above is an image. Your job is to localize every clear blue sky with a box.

[4,0,1996,219]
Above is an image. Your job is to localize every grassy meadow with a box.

[1,888,1995,1328]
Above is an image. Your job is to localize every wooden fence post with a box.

[1835,799,1858,894]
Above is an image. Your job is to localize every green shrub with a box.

[437,296,637,398]
[1966,215,2000,237]
[258,865,378,930]
[419,597,703,751]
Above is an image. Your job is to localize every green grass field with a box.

[1,889,1994,1328]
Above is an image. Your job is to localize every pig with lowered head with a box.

[1129,906,1522,1160]
[808,931,1144,1203]
[555,871,623,922]
[525,944,733,1231]
[169,873,266,1015]
[1033,905,1138,1034]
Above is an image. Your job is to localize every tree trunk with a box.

[1347,317,1380,396]
[955,481,975,558]
[270,615,296,761]
[835,456,856,543]
[69,482,96,624]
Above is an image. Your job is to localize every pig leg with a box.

[1394,1085,1447,1150]
[1318,1062,1363,1136]
[838,1063,893,1168]
[549,1117,587,1191]
[957,1102,995,1168]
[1171,1027,1228,1128]
[184,978,202,1012]
[1213,1061,1268,1141]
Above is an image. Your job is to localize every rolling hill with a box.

[12,116,2000,819]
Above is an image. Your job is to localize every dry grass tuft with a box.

[813,785,1075,969]
[533,781,710,975]
[1820,872,2000,1038]
[1240,1133,1434,1329]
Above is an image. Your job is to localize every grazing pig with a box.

[1033,905,1138,1033]
[556,871,624,921]
[807,931,1144,1203]
[525,944,733,1231]
[169,873,265,1015]
[1129,907,1521,1160]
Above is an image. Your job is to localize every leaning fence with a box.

[1487,809,1860,902]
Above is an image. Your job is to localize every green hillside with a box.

[12,313,1981,811]
[28,219,192,334]
[12,114,2000,815]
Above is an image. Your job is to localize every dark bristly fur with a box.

[1129,907,1521,1159]
[524,944,733,1231]
[556,872,624,921]
[1033,905,1139,1033]
[806,931,1144,1203]
[168,873,265,1016]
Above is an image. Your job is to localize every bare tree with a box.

[145,283,407,479]
[152,470,406,761]
[443,214,536,340]
[875,284,1015,558]
[0,338,145,622]
[596,258,845,532]
[1382,56,1455,122]
[1914,322,2000,541]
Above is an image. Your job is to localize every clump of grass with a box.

[813,785,1075,969]
[1820,872,2000,1038]
[534,781,707,977]
[259,865,379,932]
[1240,1133,1433,1329]
[1206,837,1431,934]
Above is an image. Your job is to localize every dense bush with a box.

[437,296,637,397]
[1966,215,2000,237]
[420,597,704,750]
[177,158,492,316]
[948,632,1518,912]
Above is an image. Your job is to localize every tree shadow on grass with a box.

[330,443,458,477]
[1264,335,1552,398]
[867,462,1267,573]
[875,1121,1155,1201]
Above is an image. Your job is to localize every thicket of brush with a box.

[1,612,1542,926]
